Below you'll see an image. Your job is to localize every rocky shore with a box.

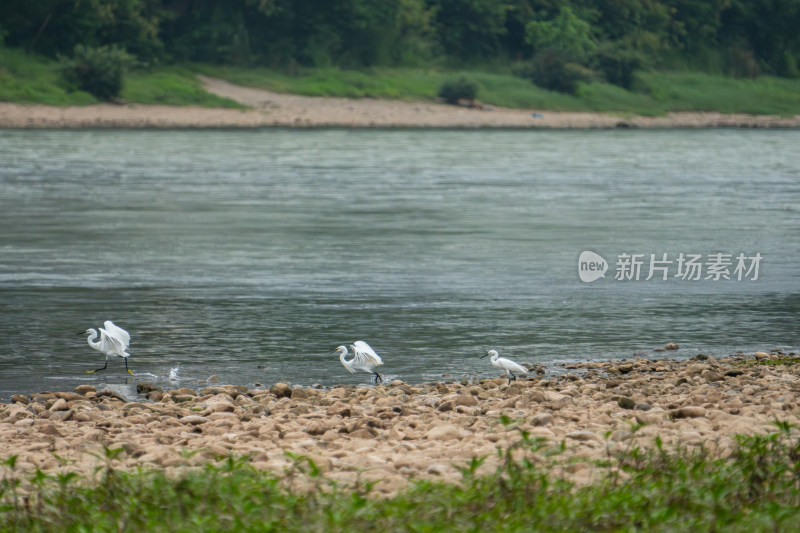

[1,350,798,495]
[1,76,800,129]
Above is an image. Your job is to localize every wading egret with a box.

[331,340,384,383]
[481,349,527,384]
[78,320,133,375]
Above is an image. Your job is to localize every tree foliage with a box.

[0,0,798,94]
[59,44,137,99]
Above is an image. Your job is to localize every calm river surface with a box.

[1,128,798,400]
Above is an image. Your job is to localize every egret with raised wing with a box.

[332,340,384,383]
[481,349,527,384]
[78,320,133,375]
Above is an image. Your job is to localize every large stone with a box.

[305,421,327,436]
[426,463,448,476]
[180,415,209,425]
[425,424,460,441]
[73,385,96,395]
[270,383,292,398]
[168,388,198,397]
[565,430,597,442]
[136,382,161,394]
[544,391,571,409]
[203,393,235,406]
[349,428,377,439]
[326,405,351,418]
[201,385,249,397]
[685,364,709,376]
[437,401,453,412]
[701,370,724,382]
[49,410,73,422]
[531,412,553,426]
[454,394,478,407]
[38,423,63,437]
[291,388,314,400]
[616,396,635,409]
[671,406,706,419]
[96,389,129,402]
[49,398,68,412]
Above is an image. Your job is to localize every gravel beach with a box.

[2,351,798,495]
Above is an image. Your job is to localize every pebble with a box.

[0,351,796,496]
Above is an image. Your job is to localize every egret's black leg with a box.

[374,372,383,384]
[507,371,517,385]
[125,358,134,376]
[87,358,108,374]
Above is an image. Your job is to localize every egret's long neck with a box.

[339,348,349,365]
[86,329,99,349]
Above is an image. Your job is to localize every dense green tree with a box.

[0,0,163,61]
[525,6,596,63]
[662,0,726,51]
[0,0,797,79]
[430,0,508,61]
[720,0,800,76]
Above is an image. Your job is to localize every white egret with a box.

[481,349,527,384]
[331,340,384,383]
[77,320,133,375]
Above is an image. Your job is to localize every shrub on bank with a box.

[438,75,479,105]
[59,45,137,100]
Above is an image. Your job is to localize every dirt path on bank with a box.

[1,75,799,129]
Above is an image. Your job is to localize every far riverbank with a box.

[2,77,799,129]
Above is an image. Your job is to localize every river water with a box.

[1,128,798,400]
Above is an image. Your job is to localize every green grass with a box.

[0,48,96,106]
[192,63,800,115]
[2,421,799,532]
[122,67,243,108]
[191,64,445,100]
[0,49,241,108]
[3,47,800,115]
[636,71,800,115]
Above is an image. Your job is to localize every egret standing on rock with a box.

[78,320,133,375]
[481,349,527,384]
[332,340,384,383]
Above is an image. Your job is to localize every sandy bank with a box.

[1,76,799,129]
[2,350,799,495]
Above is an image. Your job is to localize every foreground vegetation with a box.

[2,421,799,532]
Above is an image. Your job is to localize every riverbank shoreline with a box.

[2,350,798,495]
[2,77,800,129]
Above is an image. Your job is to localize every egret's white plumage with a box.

[79,320,133,375]
[481,349,527,384]
[332,340,384,383]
